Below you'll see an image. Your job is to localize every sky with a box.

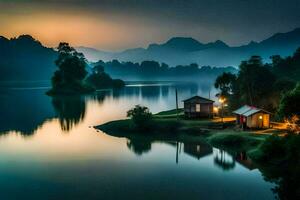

[1,0,300,50]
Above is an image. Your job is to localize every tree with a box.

[86,64,125,89]
[49,42,91,94]
[277,84,300,133]
[237,56,276,109]
[214,72,237,97]
[127,105,153,130]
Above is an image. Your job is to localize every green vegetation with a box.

[215,48,300,111]
[47,42,94,95]
[207,131,267,152]
[47,43,124,95]
[277,83,300,133]
[86,64,125,89]
[250,134,300,199]
[126,105,154,131]
[155,108,184,118]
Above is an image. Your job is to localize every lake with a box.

[0,82,275,200]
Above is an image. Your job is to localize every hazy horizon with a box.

[1,0,300,51]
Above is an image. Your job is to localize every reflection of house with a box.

[233,105,271,129]
[183,96,214,118]
[183,142,213,159]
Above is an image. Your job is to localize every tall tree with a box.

[49,42,90,94]
[237,56,276,109]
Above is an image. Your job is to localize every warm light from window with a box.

[259,115,263,120]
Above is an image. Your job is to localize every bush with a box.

[277,83,300,133]
[112,79,125,88]
[127,105,153,130]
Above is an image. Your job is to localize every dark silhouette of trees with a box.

[237,56,276,109]
[127,105,153,130]
[277,84,300,133]
[92,59,236,81]
[86,64,125,89]
[271,47,300,81]
[214,72,237,97]
[48,42,93,95]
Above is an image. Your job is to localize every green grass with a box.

[207,131,268,153]
[96,108,273,158]
[155,108,184,116]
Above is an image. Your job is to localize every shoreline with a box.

[95,109,274,159]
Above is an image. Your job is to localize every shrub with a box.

[127,105,153,130]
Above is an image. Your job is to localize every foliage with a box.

[93,59,237,81]
[48,42,93,95]
[277,83,300,133]
[271,47,300,81]
[86,64,125,89]
[214,48,300,114]
[127,105,153,130]
[214,72,237,97]
[208,132,263,152]
[251,134,300,199]
[237,56,276,109]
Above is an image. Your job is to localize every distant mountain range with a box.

[1,28,300,81]
[77,27,300,67]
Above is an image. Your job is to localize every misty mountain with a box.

[77,28,300,67]
[0,35,57,81]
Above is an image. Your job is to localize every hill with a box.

[0,35,57,81]
[77,28,300,67]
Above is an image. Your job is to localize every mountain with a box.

[77,28,300,67]
[0,35,57,81]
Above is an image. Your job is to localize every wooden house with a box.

[233,105,271,129]
[183,96,214,118]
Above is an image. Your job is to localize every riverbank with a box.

[95,109,273,157]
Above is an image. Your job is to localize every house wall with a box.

[246,112,270,128]
[184,102,213,118]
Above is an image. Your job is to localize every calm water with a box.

[0,82,275,200]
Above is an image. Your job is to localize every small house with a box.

[233,105,271,129]
[183,96,214,118]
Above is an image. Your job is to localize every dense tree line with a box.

[215,48,300,129]
[93,60,237,81]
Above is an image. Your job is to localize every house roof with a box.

[183,96,214,103]
[233,105,271,117]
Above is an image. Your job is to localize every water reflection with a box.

[0,82,279,200]
[52,96,86,132]
[214,150,236,171]
[0,89,54,135]
[0,82,209,135]
[126,139,152,156]
[183,141,213,160]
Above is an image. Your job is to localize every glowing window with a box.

[196,104,201,112]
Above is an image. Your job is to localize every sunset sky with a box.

[1,0,300,50]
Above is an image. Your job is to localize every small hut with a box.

[183,96,214,118]
[233,105,271,129]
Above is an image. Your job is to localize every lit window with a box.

[196,104,201,112]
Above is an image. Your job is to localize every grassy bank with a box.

[96,108,270,155]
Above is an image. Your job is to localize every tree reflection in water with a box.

[51,96,86,132]
[214,149,236,171]
[126,139,152,156]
